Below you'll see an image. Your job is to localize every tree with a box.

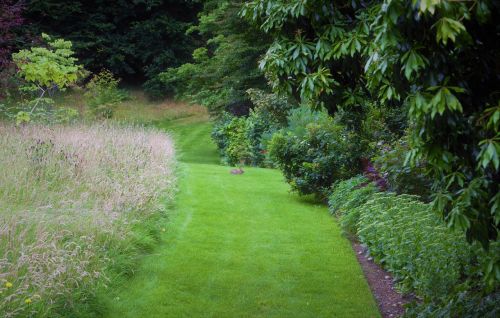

[23,0,201,95]
[241,1,372,114]
[159,0,271,116]
[243,0,500,250]
[12,33,83,123]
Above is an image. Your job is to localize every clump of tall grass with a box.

[0,122,175,317]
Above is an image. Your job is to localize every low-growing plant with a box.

[356,193,472,297]
[328,176,500,316]
[269,106,361,199]
[84,70,128,119]
[406,289,500,318]
[328,176,378,234]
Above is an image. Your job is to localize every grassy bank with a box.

[0,123,176,317]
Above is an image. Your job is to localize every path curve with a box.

[104,119,380,318]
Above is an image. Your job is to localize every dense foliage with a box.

[211,89,294,166]
[0,0,25,69]
[244,89,294,165]
[242,0,500,254]
[329,178,499,317]
[373,137,433,200]
[211,113,250,166]
[22,0,200,95]
[269,107,361,198]
[159,0,270,115]
[328,176,378,234]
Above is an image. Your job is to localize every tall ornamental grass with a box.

[0,123,175,317]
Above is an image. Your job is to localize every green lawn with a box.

[103,117,380,318]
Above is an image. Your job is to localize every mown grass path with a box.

[105,117,380,318]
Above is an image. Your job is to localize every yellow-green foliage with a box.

[84,70,128,119]
[11,34,84,124]
[12,33,82,91]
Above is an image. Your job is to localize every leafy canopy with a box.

[160,0,270,116]
[242,0,500,252]
[24,0,201,95]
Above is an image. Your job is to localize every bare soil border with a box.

[352,242,412,318]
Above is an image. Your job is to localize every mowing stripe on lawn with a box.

[104,118,380,318]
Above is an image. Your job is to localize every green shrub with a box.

[328,176,378,234]
[244,110,273,166]
[211,112,232,156]
[268,106,361,198]
[245,89,295,166]
[211,113,251,166]
[84,70,128,119]
[211,89,295,167]
[356,192,472,297]
[53,107,79,124]
[373,136,432,200]
[329,177,500,316]
[406,288,500,318]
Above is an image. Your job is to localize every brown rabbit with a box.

[230,167,244,175]
[230,159,245,174]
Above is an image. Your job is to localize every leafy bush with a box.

[246,89,291,126]
[245,109,274,166]
[211,89,295,167]
[84,70,128,119]
[269,106,361,198]
[359,193,500,316]
[357,193,472,297]
[329,178,499,316]
[373,136,433,200]
[328,176,378,234]
[245,89,295,166]
[211,113,251,166]
[211,112,232,155]
[54,107,79,124]
[407,288,500,318]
